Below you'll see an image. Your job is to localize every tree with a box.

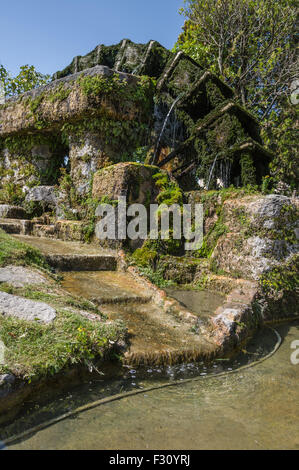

[0,64,50,98]
[262,101,299,189]
[174,0,298,120]
[175,0,298,188]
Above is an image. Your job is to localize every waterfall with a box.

[153,93,184,164]
[207,154,219,190]
[219,159,232,188]
[225,160,231,187]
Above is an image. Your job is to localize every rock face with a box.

[92,162,163,250]
[0,64,152,200]
[25,186,58,215]
[69,132,113,195]
[92,162,160,204]
[0,291,56,323]
[210,194,299,280]
[0,66,142,136]
[208,280,261,352]
[25,186,57,206]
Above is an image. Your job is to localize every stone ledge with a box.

[45,254,117,272]
[0,66,141,136]
[0,205,27,219]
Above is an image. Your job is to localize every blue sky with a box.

[0,0,184,76]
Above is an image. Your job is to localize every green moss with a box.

[1,133,66,187]
[153,172,183,206]
[260,254,299,294]
[131,246,158,268]
[48,84,71,103]
[78,73,155,110]
[197,214,229,259]
[29,93,44,114]
[0,182,25,205]
[0,229,50,270]
[205,79,226,108]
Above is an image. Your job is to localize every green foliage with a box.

[175,0,297,119]
[130,173,185,273]
[0,309,125,381]
[260,254,299,294]
[153,172,183,206]
[261,175,275,194]
[262,103,299,189]
[81,196,98,243]
[79,73,128,98]
[130,253,175,288]
[136,266,176,288]
[78,73,155,110]
[0,182,25,205]
[130,146,150,163]
[61,116,149,155]
[48,84,71,103]
[0,64,50,97]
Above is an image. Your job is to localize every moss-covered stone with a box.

[257,254,299,321]
[92,162,161,205]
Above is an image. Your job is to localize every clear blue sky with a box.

[0,0,184,76]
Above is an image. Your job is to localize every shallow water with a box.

[14,235,114,256]
[165,288,224,318]
[61,272,215,361]
[4,322,299,450]
[62,271,151,303]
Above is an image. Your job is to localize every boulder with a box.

[92,162,160,205]
[211,194,299,280]
[25,186,57,206]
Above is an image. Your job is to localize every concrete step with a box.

[61,271,215,366]
[61,271,152,304]
[0,221,21,234]
[12,235,118,272]
[32,224,56,238]
[45,254,117,271]
[0,218,32,235]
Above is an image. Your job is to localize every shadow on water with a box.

[165,288,225,318]
[2,322,297,450]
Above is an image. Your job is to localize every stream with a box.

[2,321,298,450]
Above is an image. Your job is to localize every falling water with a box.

[220,159,232,188]
[153,94,184,164]
[225,160,232,188]
[206,154,219,190]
